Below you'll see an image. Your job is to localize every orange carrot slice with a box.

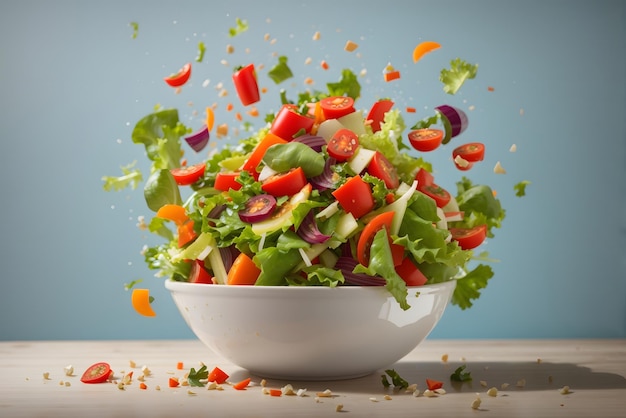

[412,41,441,63]
[131,289,156,317]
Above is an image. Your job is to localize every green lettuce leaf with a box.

[452,264,494,310]
[440,58,478,95]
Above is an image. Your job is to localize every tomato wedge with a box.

[208,367,229,384]
[170,163,206,186]
[453,142,485,162]
[426,378,444,391]
[418,183,451,208]
[327,128,359,162]
[332,176,374,219]
[367,151,400,189]
[396,257,428,286]
[320,96,355,119]
[261,167,307,197]
[164,62,192,87]
[214,172,242,191]
[415,167,434,187]
[270,105,315,141]
[450,225,487,250]
[357,211,395,266]
[408,129,444,152]
[81,362,112,384]
[232,63,260,106]
[366,99,394,133]
[190,259,213,284]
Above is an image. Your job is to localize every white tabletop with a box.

[1,339,624,417]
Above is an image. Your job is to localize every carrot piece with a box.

[205,106,215,131]
[139,382,147,390]
[246,106,259,117]
[241,133,287,175]
[320,60,329,70]
[131,289,156,317]
[169,377,180,388]
[233,377,251,390]
[176,362,184,370]
[177,220,197,248]
[384,70,401,82]
[208,367,229,384]
[226,102,234,111]
[269,389,282,397]
[235,112,243,121]
[156,204,190,227]
[405,106,417,113]
[487,86,495,92]
[412,41,441,63]
[227,253,261,285]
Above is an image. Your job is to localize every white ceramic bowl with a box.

[165,280,456,380]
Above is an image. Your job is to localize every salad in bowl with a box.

[104,23,513,321]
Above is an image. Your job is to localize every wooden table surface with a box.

[1,339,625,417]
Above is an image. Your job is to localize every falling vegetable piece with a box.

[412,41,441,63]
[184,125,210,152]
[435,104,469,144]
[131,288,156,317]
[440,58,478,95]
[514,180,531,197]
[344,40,358,52]
[164,63,192,88]
[408,128,444,152]
[205,107,215,131]
[196,41,206,62]
[129,22,139,39]
[228,17,249,37]
[453,142,485,163]
[267,56,293,84]
[232,64,260,106]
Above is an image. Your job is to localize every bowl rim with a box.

[165,278,457,294]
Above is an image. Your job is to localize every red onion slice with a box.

[292,134,327,152]
[435,105,468,139]
[297,211,331,244]
[334,256,386,286]
[184,125,210,152]
[238,194,277,223]
[310,157,337,191]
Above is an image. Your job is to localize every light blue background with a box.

[1,0,624,341]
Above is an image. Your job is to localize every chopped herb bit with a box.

[129,22,139,39]
[196,41,206,62]
[383,369,409,389]
[440,58,478,95]
[450,364,473,382]
[514,180,531,197]
[268,56,293,84]
[188,365,208,387]
[124,279,143,291]
[228,17,249,37]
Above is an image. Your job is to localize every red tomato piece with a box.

[208,367,229,384]
[320,96,355,119]
[261,167,307,197]
[189,259,213,284]
[366,99,394,133]
[232,63,260,106]
[426,378,444,391]
[170,163,206,186]
[332,176,375,219]
[418,183,451,208]
[415,167,434,187]
[270,105,315,141]
[367,151,400,190]
[356,211,395,267]
[238,194,277,223]
[408,129,444,152]
[214,172,242,191]
[177,220,197,248]
[164,63,192,88]
[327,128,359,162]
[396,257,428,286]
[80,362,112,384]
[453,142,485,162]
[450,225,487,250]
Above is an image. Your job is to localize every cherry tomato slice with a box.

[164,63,192,88]
[408,128,444,152]
[367,151,400,190]
[450,225,487,250]
[418,183,451,208]
[415,168,434,187]
[320,96,355,119]
[238,194,277,223]
[332,176,374,219]
[366,99,394,133]
[170,163,206,186]
[261,167,307,197]
[80,362,112,384]
[327,128,359,162]
[190,259,213,284]
[453,142,485,162]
